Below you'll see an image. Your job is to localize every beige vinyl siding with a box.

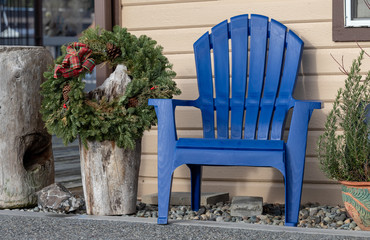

[120,0,370,205]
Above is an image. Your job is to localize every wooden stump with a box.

[79,139,141,215]
[0,46,54,208]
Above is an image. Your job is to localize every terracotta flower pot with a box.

[339,181,370,231]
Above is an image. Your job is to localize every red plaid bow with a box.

[54,42,95,79]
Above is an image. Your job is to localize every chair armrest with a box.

[291,100,322,110]
[148,99,198,141]
[286,100,322,158]
[148,99,178,141]
[149,99,197,108]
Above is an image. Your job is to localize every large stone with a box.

[0,46,54,208]
[37,183,72,210]
[230,196,263,217]
[36,183,84,212]
[142,192,229,206]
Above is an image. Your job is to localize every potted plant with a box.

[40,26,181,215]
[317,50,370,230]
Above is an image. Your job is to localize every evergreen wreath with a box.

[41,26,181,149]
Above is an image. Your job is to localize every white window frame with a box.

[345,0,370,27]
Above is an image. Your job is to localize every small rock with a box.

[223,213,232,222]
[317,210,325,217]
[354,226,361,231]
[209,214,217,221]
[273,220,281,225]
[216,216,224,222]
[300,209,309,219]
[313,216,321,224]
[221,205,230,211]
[336,220,344,226]
[137,202,146,211]
[344,218,351,224]
[334,213,346,222]
[177,210,184,216]
[244,218,252,223]
[257,215,268,220]
[323,216,331,223]
[349,222,357,229]
[250,215,258,223]
[136,210,145,217]
[197,207,206,215]
[309,207,318,216]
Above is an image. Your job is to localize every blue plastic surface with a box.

[148,14,322,226]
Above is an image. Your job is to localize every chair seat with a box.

[176,138,285,151]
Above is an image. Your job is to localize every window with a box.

[345,0,370,27]
[333,0,370,41]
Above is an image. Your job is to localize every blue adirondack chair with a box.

[148,14,321,226]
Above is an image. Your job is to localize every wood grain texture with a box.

[164,48,370,78]
[122,0,331,30]
[129,23,370,53]
[0,47,55,208]
[79,139,141,215]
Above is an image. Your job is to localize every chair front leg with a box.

[284,101,319,226]
[157,166,174,224]
[149,99,178,224]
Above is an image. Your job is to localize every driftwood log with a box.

[80,64,142,215]
[0,46,54,208]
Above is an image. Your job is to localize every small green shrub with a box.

[317,51,370,182]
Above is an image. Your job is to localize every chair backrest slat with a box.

[271,31,303,140]
[194,32,215,138]
[230,15,249,139]
[244,15,268,139]
[257,19,287,140]
[211,20,230,139]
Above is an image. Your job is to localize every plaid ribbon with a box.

[54,42,95,79]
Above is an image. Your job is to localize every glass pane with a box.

[352,0,370,20]
[43,0,94,37]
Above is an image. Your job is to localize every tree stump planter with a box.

[79,139,141,215]
[0,46,54,208]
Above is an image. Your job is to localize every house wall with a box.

[120,0,370,205]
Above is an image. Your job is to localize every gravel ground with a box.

[9,201,363,231]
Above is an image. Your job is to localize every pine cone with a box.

[128,97,139,108]
[62,83,71,102]
[106,42,122,60]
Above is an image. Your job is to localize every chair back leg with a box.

[188,164,203,211]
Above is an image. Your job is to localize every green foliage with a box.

[317,51,370,182]
[41,26,181,149]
